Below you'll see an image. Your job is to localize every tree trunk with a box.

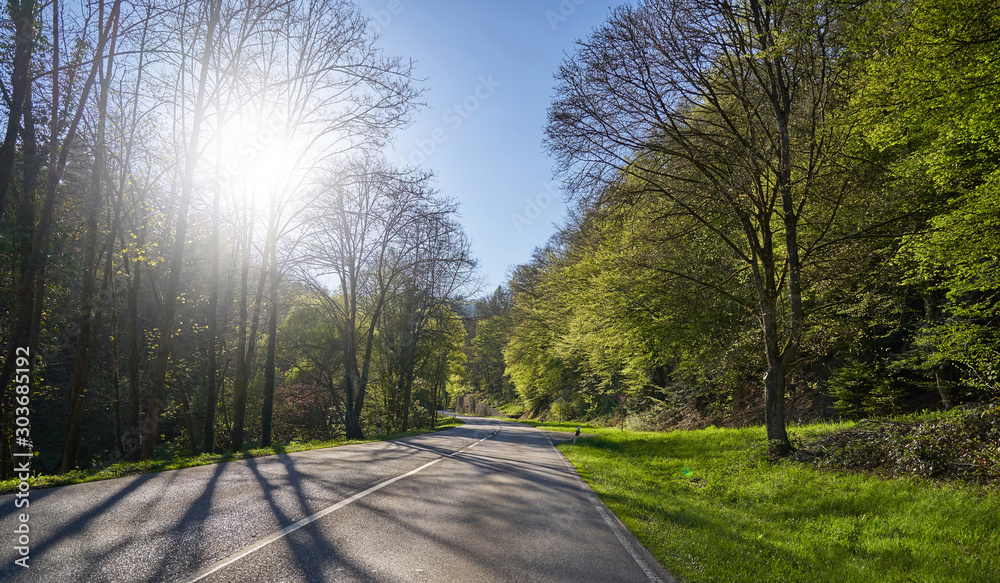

[118,11,150,462]
[261,237,279,447]
[111,284,123,460]
[203,176,221,453]
[430,353,446,430]
[0,0,35,212]
[923,290,952,409]
[230,208,253,451]
[177,378,197,456]
[125,258,142,461]
[400,337,418,432]
[231,215,273,451]
[762,336,791,452]
[62,1,118,472]
[750,230,792,454]
[141,0,221,459]
[343,340,364,439]
[0,87,40,479]
[343,303,370,440]
[1,0,115,473]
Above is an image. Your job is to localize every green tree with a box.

[546,0,879,451]
[858,0,1000,401]
[465,286,515,404]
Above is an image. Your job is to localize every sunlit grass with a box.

[498,401,526,417]
[538,422,1000,583]
[0,417,464,495]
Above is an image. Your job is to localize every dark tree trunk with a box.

[1,0,115,473]
[111,286,123,460]
[231,220,272,451]
[923,290,953,410]
[261,242,279,447]
[62,2,118,472]
[141,0,221,459]
[203,182,221,452]
[0,0,35,212]
[178,379,197,456]
[119,12,150,462]
[230,209,253,451]
[125,258,142,461]
[0,30,39,480]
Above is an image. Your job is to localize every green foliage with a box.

[828,360,908,419]
[371,298,467,433]
[915,320,1000,397]
[855,0,1000,401]
[504,247,581,412]
[466,314,515,401]
[502,0,1000,426]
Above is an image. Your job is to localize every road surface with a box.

[0,416,673,582]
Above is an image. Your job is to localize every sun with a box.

[211,106,310,212]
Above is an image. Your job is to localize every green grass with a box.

[498,401,526,417]
[540,422,1000,582]
[0,417,464,495]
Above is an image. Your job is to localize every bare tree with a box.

[0,0,36,213]
[209,0,419,450]
[141,0,222,459]
[0,0,124,475]
[381,209,476,432]
[300,157,441,439]
[61,0,123,472]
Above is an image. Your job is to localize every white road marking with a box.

[545,434,668,583]
[174,429,497,583]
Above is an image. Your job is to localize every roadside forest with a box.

[3,0,999,480]
[0,0,475,478]
[464,0,1000,452]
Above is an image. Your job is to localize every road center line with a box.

[175,429,497,583]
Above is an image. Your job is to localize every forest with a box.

[1,0,998,481]
[465,0,1000,453]
[0,0,476,478]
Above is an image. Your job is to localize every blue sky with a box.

[359,0,624,294]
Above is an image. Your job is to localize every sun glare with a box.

[212,108,311,211]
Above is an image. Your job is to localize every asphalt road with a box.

[0,416,673,582]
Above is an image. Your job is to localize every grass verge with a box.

[539,422,999,583]
[0,416,464,495]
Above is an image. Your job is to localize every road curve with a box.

[0,416,673,582]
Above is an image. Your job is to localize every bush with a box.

[790,404,1000,484]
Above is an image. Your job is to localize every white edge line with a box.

[545,435,666,583]
[175,429,497,583]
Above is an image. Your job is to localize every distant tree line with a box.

[0,0,475,478]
